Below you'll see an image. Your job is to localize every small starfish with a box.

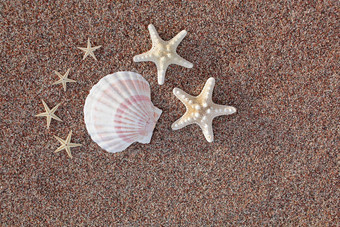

[53,69,76,91]
[35,100,62,129]
[172,78,236,142]
[77,38,101,61]
[54,130,82,159]
[133,24,193,85]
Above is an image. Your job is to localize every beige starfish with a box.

[77,38,101,61]
[54,130,82,159]
[133,24,193,85]
[53,69,76,91]
[172,78,236,142]
[35,100,62,129]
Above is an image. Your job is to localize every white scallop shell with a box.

[84,71,162,153]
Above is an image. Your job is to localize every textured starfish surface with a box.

[54,130,82,159]
[35,100,62,129]
[53,69,76,91]
[77,38,101,61]
[172,78,236,142]
[133,24,193,85]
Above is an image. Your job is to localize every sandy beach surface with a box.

[1,1,338,225]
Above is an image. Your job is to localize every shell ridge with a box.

[115,98,149,123]
[115,95,153,124]
[106,75,151,119]
[116,74,151,118]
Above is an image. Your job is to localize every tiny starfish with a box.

[35,100,62,129]
[133,24,193,85]
[54,130,82,159]
[77,38,101,61]
[53,69,76,91]
[172,78,236,142]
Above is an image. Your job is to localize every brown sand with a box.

[1,0,339,225]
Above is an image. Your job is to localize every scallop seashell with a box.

[84,71,162,153]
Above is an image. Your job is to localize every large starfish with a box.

[77,38,101,61]
[172,78,236,142]
[53,69,76,91]
[54,130,82,159]
[133,24,193,85]
[35,100,62,129]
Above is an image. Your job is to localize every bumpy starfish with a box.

[53,69,76,91]
[54,130,82,159]
[133,24,193,85]
[35,100,62,129]
[172,78,236,142]
[77,38,101,61]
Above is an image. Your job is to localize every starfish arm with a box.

[64,69,70,77]
[133,51,154,62]
[198,77,215,102]
[51,103,61,113]
[66,131,73,144]
[50,113,62,122]
[155,60,170,85]
[53,79,63,85]
[173,88,195,105]
[148,24,162,45]
[54,145,66,153]
[82,51,90,60]
[171,112,195,130]
[65,147,73,158]
[64,78,77,83]
[168,30,187,49]
[157,68,167,85]
[54,71,63,79]
[77,47,88,52]
[46,116,51,129]
[211,104,237,117]
[198,120,214,142]
[41,100,50,112]
[90,46,101,51]
[68,143,82,148]
[89,51,98,61]
[54,135,66,144]
[62,81,67,91]
[35,112,48,117]
[171,54,193,68]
